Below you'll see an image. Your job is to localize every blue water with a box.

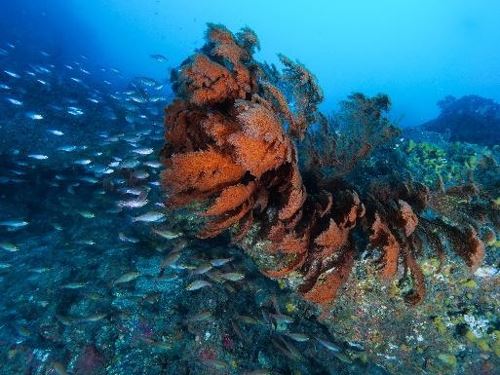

[0,2,498,374]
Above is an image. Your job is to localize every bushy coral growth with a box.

[161,24,495,308]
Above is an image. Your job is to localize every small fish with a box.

[185,280,212,291]
[76,239,96,246]
[150,53,168,62]
[120,160,140,168]
[119,187,147,196]
[143,161,161,168]
[131,170,149,179]
[58,145,77,152]
[6,98,22,105]
[152,228,182,239]
[77,210,95,219]
[118,232,139,243]
[79,313,107,322]
[161,249,181,266]
[136,76,158,87]
[0,242,19,252]
[113,271,141,285]
[52,223,63,231]
[3,70,20,78]
[346,341,364,351]
[0,262,12,269]
[26,112,44,120]
[28,154,48,160]
[0,219,29,228]
[132,147,154,155]
[220,272,245,282]
[132,211,165,223]
[285,332,310,342]
[80,176,98,184]
[117,197,148,208]
[61,282,87,289]
[316,337,341,352]
[192,262,213,275]
[270,313,294,325]
[31,267,50,273]
[74,159,92,165]
[67,106,84,116]
[236,315,259,325]
[210,257,233,267]
[48,129,64,136]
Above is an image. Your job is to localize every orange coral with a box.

[302,249,354,306]
[162,24,488,311]
[163,150,245,195]
[369,214,401,279]
[398,199,418,236]
[204,182,256,217]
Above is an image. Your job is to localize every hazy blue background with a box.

[2,0,499,125]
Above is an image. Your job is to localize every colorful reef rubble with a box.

[161,24,497,311]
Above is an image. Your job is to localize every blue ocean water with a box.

[0,1,498,374]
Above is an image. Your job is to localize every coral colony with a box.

[161,24,492,310]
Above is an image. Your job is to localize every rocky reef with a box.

[419,95,500,146]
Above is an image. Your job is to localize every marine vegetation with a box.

[161,24,497,310]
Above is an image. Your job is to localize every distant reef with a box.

[419,95,500,146]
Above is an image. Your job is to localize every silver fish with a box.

[316,337,341,352]
[132,211,165,223]
[186,280,212,291]
[113,271,141,285]
[47,129,64,136]
[132,147,154,155]
[27,112,44,120]
[152,228,182,239]
[28,154,48,160]
[0,219,29,228]
[0,242,19,252]
[220,272,245,282]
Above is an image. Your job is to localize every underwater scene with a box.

[0,1,499,374]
